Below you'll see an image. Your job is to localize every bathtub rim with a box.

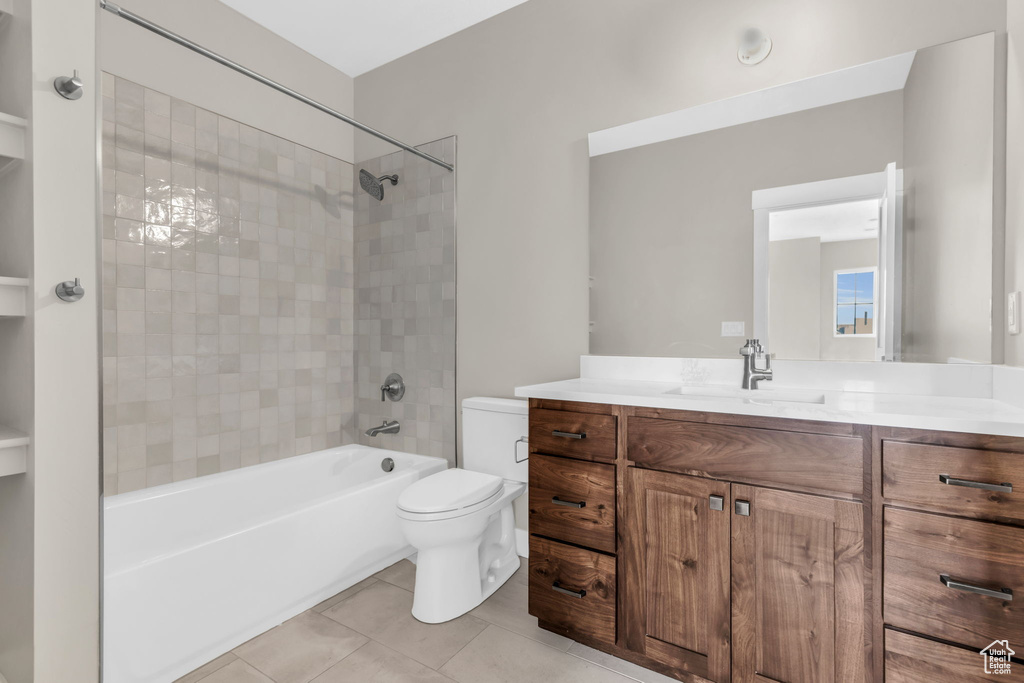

[103,443,445,512]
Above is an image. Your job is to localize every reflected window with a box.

[834,268,876,337]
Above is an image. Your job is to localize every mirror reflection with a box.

[589,32,998,363]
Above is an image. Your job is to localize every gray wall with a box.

[353,139,457,464]
[0,1,101,680]
[0,1,35,678]
[902,34,997,363]
[769,238,821,360]
[769,238,878,361]
[354,0,1007,433]
[100,0,355,163]
[590,92,903,357]
[1007,3,1024,365]
[100,74,355,495]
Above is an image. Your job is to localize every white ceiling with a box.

[218,0,530,77]
[769,199,881,243]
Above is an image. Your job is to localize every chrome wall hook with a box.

[55,277,85,302]
[54,70,84,100]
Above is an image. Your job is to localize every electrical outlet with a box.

[721,321,745,337]
[1010,292,1021,335]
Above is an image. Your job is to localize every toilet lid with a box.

[397,469,504,514]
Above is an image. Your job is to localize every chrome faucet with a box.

[365,420,400,437]
[740,339,773,390]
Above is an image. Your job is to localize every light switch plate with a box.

[1010,291,1021,335]
[721,321,745,337]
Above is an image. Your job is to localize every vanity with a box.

[517,358,1024,683]
[528,23,1020,682]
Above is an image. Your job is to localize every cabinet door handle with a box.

[552,430,586,440]
[551,496,586,508]
[940,574,1013,601]
[709,495,724,511]
[939,474,1012,493]
[735,500,750,516]
[552,581,586,598]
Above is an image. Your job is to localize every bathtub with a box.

[103,444,446,683]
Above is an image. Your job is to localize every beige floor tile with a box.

[567,642,680,683]
[470,567,573,651]
[311,641,455,682]
[234,611,368,683]
[175,652,240,683]
[312,577,379,613]
[194,659,275,683]
[322,581,487,669]
[441,625,636,683]
[373,558,416,591]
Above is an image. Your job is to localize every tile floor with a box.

[176,559,678,683]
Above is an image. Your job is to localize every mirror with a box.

[589,32,999,363]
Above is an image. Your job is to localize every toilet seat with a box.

[397,469,504,520]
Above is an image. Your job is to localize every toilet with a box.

[397,397,528,623]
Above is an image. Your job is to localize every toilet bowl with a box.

[396,397,529,623]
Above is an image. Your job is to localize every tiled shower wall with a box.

[354,140,457,465]
[101,74,355,495]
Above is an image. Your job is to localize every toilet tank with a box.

[461,397,529,483]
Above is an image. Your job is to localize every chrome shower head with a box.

[359,169,399,201]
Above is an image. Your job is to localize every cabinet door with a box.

[731,485,865,683]
[622,468,731,682]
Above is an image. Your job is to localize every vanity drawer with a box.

[528,535,616,645]
[885,629,996,683]
[627,417,864,496]
[529,454,616,553]
[529,408,617,463]
[883,441,1024,522]
[884,508,1023,650]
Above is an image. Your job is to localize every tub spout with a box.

[366,420,400,437]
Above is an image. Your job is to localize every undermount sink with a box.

[664,385,826,405]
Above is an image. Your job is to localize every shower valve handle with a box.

[380,373,405,402]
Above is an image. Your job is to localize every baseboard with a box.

[515,528,529,558]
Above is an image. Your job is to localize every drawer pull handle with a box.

[552,581,586,598]
[551,496,586,508]
[940,574,1013,601]
[938,474,1012,493]
[552,430,587,440]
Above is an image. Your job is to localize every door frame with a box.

[752,168,903,360]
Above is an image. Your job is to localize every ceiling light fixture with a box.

[738,27,772,66]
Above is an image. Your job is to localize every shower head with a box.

[359,169,399,201]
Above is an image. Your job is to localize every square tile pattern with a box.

[176,560,679,683]
[100,73,458,493]
[354,141,457,465]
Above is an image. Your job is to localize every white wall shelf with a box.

[0,277,29,317]
[0,111,27,164]
[0,426,28,477]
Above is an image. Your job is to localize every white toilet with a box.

[397,397,528,623]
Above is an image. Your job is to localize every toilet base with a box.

[409,498,521,624]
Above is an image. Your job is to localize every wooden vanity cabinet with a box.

[622,468,731,681]
[527,401,620,648]
[528,400,1024,683]
[730,484,865,683]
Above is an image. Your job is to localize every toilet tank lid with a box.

[462,397,528,415]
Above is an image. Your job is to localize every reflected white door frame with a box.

[752,166,904,361]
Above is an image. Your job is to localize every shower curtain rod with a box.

[99,1,455,172]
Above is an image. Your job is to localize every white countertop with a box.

[515,376,1024,438]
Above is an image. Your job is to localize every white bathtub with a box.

[103,444,446,683]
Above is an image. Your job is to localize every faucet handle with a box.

[380,373,405,402]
